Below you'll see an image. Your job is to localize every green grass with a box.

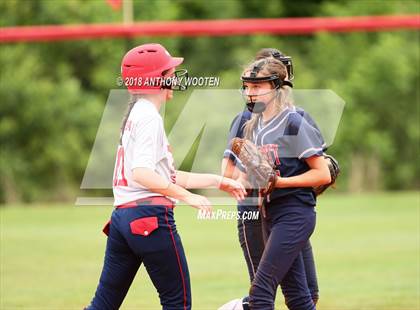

[1,192,419,310]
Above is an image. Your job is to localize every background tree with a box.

[0,0,418,203]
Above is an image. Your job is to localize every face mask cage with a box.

[282,58,294,81]
[270,51,294,81]
[239,83,281,100]
[239,75,282,98]
[162,69,189,91]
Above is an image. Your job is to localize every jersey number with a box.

[113,145,128,186]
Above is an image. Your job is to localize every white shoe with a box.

[218,298,243,310]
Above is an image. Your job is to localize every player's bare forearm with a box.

[236,171,252,189]
[275,169,330,188]
[176,170,246,201]
[132,168,213,211]
[221,158,241,179]
[275,155,331,188]
[175,170,220,189]
[132,167,191,201]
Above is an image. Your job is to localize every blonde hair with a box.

[243,58,293,140]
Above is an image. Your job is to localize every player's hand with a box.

[219,177,247,201]
[237,174,253,190]
[182,193,212,214]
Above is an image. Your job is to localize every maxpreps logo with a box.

[197,209,260,221]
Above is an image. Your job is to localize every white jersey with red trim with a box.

[112,98,176,206]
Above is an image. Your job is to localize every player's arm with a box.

[175,170,246,201]
[175,170,219,188]
[275,155,331,188]
[132,167,212,212]
[236,170,252,189]
[220,112,248,181]
[221,158,252,190]
[221,158,241,179]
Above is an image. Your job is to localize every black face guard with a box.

[161,69,188,91]
[241,87,278,113]
[240,74,292,114]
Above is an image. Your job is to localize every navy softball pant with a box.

[237,210,319,305]
[85,198,191,310]
[249,205,316,310]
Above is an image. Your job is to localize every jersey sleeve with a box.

[284,112,324,159]
[131,116,163,170]
[297,108,327,151]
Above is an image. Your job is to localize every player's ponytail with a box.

[119,94,141,145]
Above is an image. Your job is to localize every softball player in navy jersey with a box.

[221,49,322,307]
[222,57,330,310]
[85,43,245,310]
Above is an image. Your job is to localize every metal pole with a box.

[123,0,133,25]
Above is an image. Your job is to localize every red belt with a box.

[116,196,174,209]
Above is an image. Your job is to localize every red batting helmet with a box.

[121,43,184,94]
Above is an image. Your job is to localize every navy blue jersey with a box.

[224,107,326,207]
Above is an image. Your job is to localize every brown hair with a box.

[255,48,284,61]
[242,58,293,140]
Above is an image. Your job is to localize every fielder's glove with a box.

[230,138,277,195]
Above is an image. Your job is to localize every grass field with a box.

[1,192,419,310]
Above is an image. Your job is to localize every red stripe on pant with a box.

[165,207,187,310]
